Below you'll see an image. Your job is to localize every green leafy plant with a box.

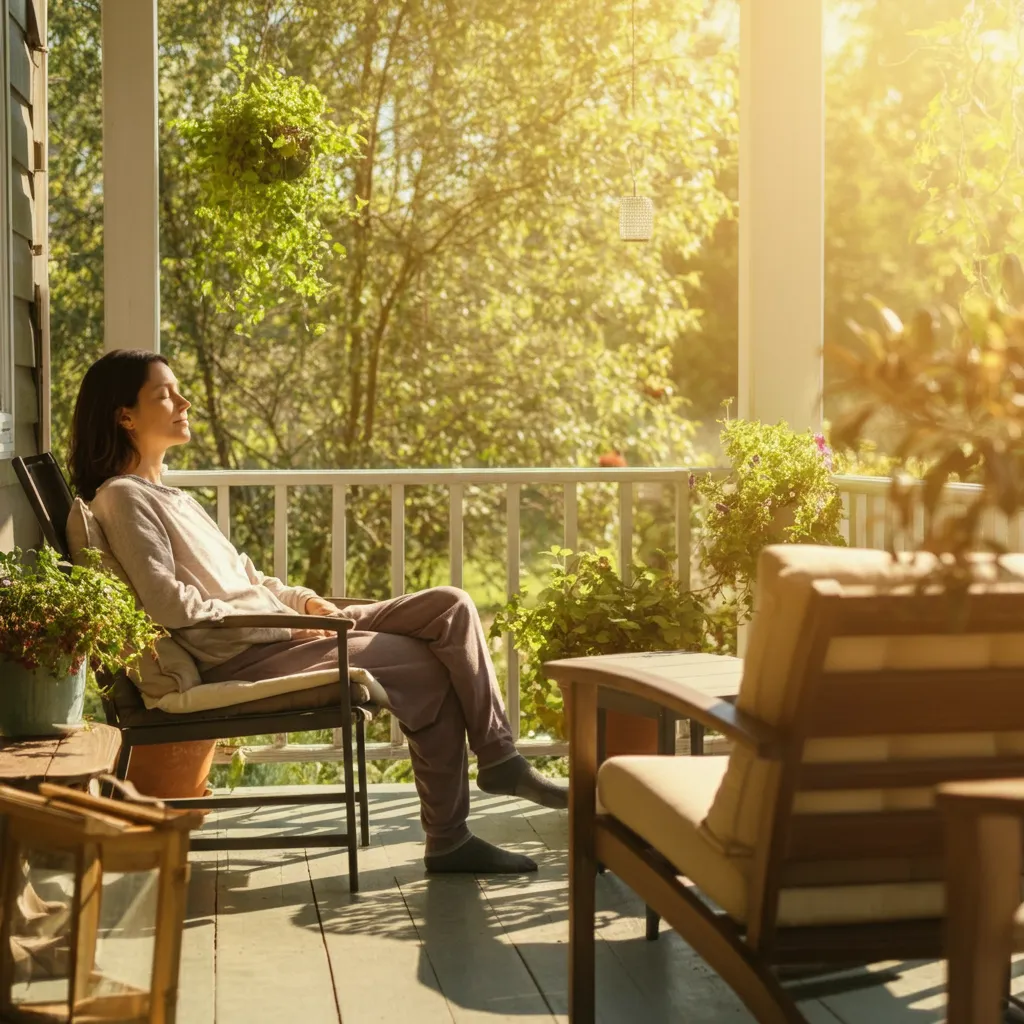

[696,417,846,621]
[831,255,1024,589]
[0,547,164,679]
[173,46,363,328]
[492,547,716,740]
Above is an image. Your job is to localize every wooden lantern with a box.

[0,782,202,1023]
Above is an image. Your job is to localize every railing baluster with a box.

[274,485,288,581]
[563,482,578,552]
[618,482,633,584]
[331,485,347,597]
[848,491,861,547]
[390,484,406,746]
[1011,511,1024,553]
[506,483,521,739]
[391,484,405,598]
[217,485,231,539]
[449,483,464,588]
[675,479,691,589]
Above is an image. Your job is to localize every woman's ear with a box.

[117,408,134,432]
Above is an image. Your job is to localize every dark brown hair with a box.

[68,349,169,500]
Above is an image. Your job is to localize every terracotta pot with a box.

[561,687,660,758]
[126,740,217,799]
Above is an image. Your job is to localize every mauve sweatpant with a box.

[200,586,518,845]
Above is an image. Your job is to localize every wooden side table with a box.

[594,651,743,759]
[0,724,122,791]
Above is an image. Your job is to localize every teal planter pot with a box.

[0,658,87,737]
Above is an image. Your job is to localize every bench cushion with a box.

[599,754,947,927]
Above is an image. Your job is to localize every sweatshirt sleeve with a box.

[98,486,291,642]
[239,553,318,614]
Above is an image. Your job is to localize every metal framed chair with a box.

[13,453,376,891]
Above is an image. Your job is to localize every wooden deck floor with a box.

[178,783,1015,1024]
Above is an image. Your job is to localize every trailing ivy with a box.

[172,47,364,329]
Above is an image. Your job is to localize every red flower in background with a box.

[599,450,628,468]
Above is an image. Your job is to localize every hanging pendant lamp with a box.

[619,0,654,242]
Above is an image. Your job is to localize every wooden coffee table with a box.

[0,723,122,791]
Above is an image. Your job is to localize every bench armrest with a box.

[546,655,782,759]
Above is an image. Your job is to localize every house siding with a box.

[0,0,45,552]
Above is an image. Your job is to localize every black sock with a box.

[477,754,568,810]
[423,834,537,874]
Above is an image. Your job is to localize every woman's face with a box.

[118,361,191,456]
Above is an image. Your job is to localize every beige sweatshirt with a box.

[89,474,316,668]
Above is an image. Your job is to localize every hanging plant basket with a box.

[172,46,364,328]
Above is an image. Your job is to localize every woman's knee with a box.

[430,585,474,612]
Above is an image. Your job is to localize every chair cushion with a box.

[67,498,202,697]
[107,670,379,728]
[704,545,1024,856]
[599,754,948,927]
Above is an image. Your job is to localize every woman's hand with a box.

[291,595,342,639]
[304,595,342,617]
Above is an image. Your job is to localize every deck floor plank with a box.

[215,847,341,1024]
[177,850,217,1024]
[371,788,556,1022]
[308,837,454,1024]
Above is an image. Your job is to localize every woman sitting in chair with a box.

[69,348,566,874]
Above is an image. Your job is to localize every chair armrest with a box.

[176,614,355,633]
[938,779,1024,818]
[546,655,782,759]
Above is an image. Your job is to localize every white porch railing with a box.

[162,466,698,765]
[160,467,1022,768]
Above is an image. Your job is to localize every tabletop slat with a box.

[0,724,121,784]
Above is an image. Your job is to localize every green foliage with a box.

[0,548,164,679]
[910,2,1024,291]
[831,256,1024,586]
[172,46,364,328]
[492,547,715,740]
[696,418,846,620]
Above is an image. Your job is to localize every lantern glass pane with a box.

[84,868,159,1007]
[9,846,75,1014]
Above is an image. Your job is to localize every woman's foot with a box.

[477,754,568,810]
[424,834,537,874]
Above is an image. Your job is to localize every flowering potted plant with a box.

[0,547,163,737]
[695,418,846,623]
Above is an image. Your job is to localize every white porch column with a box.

[738,0,824,431]
[101,0,160,353]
